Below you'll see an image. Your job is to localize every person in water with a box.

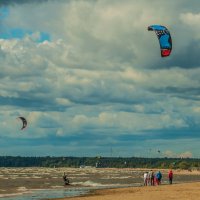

[63,172,70,185]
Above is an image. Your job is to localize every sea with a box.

[0,167,200,200]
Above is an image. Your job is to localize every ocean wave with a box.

[72,180,134,188]
[100,176,132,179]
[0,193,25,198]
[17,187,28,192]
[72,180,106,187]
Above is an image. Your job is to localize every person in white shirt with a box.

[143,172,148,186]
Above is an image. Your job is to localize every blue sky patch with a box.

[0,28,51,42]
[0,6,9,19]
[0,6,50,42]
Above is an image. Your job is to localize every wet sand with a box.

[54,182,200,200]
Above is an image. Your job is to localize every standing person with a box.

[147,170,153,186]
[168,169,173,184]
[143,172,148,186]
[63,172,70,186]
[147,171,150,185]
[150,170,155,186]
[156,171,162,185]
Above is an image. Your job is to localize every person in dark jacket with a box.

[150,170,155,186]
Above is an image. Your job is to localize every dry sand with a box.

[54,182,200,200]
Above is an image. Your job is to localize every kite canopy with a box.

[18,117,27,130]
[148,25,172,57]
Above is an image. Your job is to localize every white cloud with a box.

[163,150,193,158]
[55,98,72,106]
[180,12,200,26]
[0,0,200,156]
[179,151,193,158]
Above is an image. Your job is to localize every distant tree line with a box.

[0,156,200,169]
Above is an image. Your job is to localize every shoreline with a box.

[1,180,200,200]
[52,181,200,200]
[1,168,200,199]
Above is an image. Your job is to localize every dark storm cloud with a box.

[165,40,200,69]
[150,86,200,95]
[0,96,67,112]
[0,0,49,6]
[143,127,200,140]
[144,40,200,70]
[0,96,35,108]
[149,86,200,101]
[178,0,200,12]
[64,92,152,105]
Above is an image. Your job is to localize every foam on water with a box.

[0,188,90,200]
[72,180,138,188]
[0,193,26,198]
[74,180,105,187]
[17,187,27,192]
[101,176,132,179]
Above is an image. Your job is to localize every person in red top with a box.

[168,170,173,184]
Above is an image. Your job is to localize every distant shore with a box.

[53,181,200,200]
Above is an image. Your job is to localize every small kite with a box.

[17,117,27,130]
[148,25,172,57]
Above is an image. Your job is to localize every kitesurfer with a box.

[63,172,70,185]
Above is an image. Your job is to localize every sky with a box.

[0,0,200,158]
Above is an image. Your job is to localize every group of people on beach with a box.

[62,169,173,187]
[143,169,173,186]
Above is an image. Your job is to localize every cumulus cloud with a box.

[0,0,200,156]
[163,150,193,158]
[179,151,193,158]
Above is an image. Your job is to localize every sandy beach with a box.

[54,182,200,200]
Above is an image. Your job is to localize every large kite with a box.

[148,25,172,57]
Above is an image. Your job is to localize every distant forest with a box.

[0,156,200,170]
